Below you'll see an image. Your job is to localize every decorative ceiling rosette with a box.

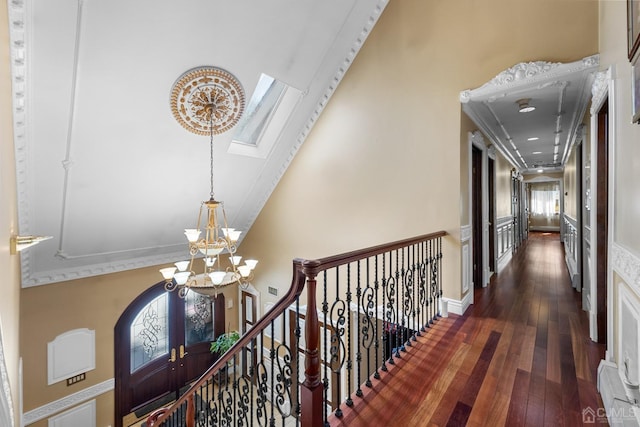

[170,66,245,135]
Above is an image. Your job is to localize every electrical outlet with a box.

[66,372,86,386]
[268,286,278,296]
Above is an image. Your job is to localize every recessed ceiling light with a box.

[532,151,542,154]
[516,98,536,113]
[527,137,539,141]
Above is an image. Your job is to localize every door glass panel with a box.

[185,292,214,346]
[130,293,169,372]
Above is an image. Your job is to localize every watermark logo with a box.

[582,407,596,424]
[582,406,636,424]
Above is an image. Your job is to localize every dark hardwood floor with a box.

[330,232,607,426]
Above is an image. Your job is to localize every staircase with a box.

[146,231,447,427]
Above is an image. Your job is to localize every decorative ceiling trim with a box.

[460,54,599,176]
[170,66,245,136]
[488,61,562,86]
[591,68,611,115]
[15,0,391,287]
[460,54,600,103]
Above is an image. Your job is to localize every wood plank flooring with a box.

[330,232,607,426]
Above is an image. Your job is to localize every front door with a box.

[114,282,225,427]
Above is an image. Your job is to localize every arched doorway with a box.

[114,282,225,427]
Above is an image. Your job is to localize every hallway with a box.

[331,232,607,426]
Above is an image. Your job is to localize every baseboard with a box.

[597,361,640,425]
[443,292,472,316]
[23,378,114,426]
[530,226,560,232]
[497,250,512,273]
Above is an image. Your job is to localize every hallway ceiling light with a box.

[532,151,542,154]
[537,169,544,173]
[516,98,536,113]
[159,67,258,297]
[527,137,539,141]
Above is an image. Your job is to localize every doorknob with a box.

[168,348,176,363]
[180,344,188,359]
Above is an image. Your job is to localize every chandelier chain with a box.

[209,109,215,200]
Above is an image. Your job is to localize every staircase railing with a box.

[147,230,446,427]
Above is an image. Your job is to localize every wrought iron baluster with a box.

[361,257,376,387]
[355,260,363,397]
[409,245,420,341]
[373,254,380,380]
[269,320,276,426]
[256,330,268,427]
[394,249,402,359]
[346,263,353,408]
[321,270,329,426]
[295,298,301,425]
[381,252,388,372]
[330,266,347,418]
[438,237,443,317]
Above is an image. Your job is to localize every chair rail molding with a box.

[22,378,113,426]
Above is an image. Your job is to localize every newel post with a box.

[301,269,323,426]
[186,394,195,427]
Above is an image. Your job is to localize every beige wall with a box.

[20,269,240,425]
[16,0,600,424]
[0,0,22,424]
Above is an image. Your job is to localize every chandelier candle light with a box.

[159,66,257,297]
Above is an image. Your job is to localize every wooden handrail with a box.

[147,230,447,427]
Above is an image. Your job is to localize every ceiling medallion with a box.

[170,66,245,136]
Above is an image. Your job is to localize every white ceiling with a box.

[8,0,389,287]
[461,55,599,173]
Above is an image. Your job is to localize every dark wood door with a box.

[472,145,483,288]
[596,99,609,344]
[488,157,496,274]
[240,290,258,379]
[114,283,224,426]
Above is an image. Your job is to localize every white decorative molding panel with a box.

[47,399,95,427]
[612,243,640,297]
[461,224,471,242]
[48,329,95,385]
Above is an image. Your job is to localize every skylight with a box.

[229,74,302,158]
[233,74,288,146]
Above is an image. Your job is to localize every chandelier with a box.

[159,67,257,297]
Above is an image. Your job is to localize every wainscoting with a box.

[563,214,580,289]
[496,216,514,273]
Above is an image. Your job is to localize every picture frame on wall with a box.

[633,55,640,124]
[629,0,640,60]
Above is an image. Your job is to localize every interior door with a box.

[115,283,223,427]
[472,145,483,288]
[240,289,258,379]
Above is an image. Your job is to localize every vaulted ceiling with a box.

[8,0,389,287]
[8,1,599,289]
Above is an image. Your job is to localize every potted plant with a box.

[210,331,240,362]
